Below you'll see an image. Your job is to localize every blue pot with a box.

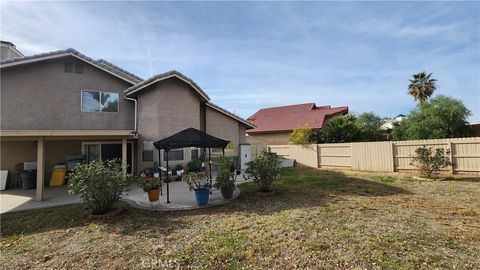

[194,188,210,205]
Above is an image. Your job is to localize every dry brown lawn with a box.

[1,167,479,269]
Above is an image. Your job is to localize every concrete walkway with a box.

[0,186,79,214]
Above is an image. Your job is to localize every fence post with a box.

[390,141,395,172]
[448,141,454,175]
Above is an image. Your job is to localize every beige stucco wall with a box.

[206,106,241,157]
[247,132,291,145]
[0,56,135,130]
[136,78,204,170]
[0,141,37,178]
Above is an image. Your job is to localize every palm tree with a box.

[408,72,437,103]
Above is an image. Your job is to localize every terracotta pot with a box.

[147,188,160,202]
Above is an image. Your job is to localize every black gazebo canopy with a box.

[153,128,229,150]
[153,128,229,203]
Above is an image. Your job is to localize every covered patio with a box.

[0,130,135,202]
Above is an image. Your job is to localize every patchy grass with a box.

[371,175,397,183]
[1,167,479,269]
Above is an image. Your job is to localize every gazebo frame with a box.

[153,128,229,203]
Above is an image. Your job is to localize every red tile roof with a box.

[246,103,348,134]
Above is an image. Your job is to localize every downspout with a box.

[124,94,138,135]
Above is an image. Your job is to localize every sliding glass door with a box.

[82,142,133,174]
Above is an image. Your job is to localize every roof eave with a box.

[124,74,210,101]
[0,51,139,85]
[206,102,256,129]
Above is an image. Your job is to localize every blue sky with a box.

[1,1,479,121]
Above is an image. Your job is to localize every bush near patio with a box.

[68,160,130,215]
[244,150,281,192]
[410,145,452,177]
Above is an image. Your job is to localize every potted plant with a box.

[214,156,236,199]
[137,177,162,202]
[183,172,210,205]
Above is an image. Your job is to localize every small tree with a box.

[392,95,471,140]
[410,146,452,177]
[68,160,130,215]
[244,150,281,192]
[356,112,384,141]
[289,124,315,145]
[317,114,359,143]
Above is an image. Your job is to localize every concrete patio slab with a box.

[122,171,251,211]
[0,186,80,214]
[0,171,252,214]
[122,181,241,211]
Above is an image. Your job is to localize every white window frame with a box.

[81,90,120,113]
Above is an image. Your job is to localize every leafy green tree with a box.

[289,124,316,145]
[317,114,359,143]
[392,95,471,140]
[408,72,436,103]
[356,112,384,141]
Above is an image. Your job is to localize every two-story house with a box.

[0,42,254,201]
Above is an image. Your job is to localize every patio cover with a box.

[153,127,229,203]
[153,128,229,151]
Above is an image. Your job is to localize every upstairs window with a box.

[65,61,73,73]
[75,63,83,74]
[81,90,119,112]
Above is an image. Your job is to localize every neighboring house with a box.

[0,41,23,61]
[470,122,480,137]
[0,42,254,201]
[246,103,348,145]
[381,114,406,130]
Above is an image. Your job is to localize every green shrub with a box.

[289,124,315,145]
[410,146,451,177]
[173,163,184,171]
[214,156,236,191]
[244,150,281,192]
[187,159,202,172]
[68,160,130,215]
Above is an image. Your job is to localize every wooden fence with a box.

[268,137,480,175]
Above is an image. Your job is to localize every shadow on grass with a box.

[169,166,411,217]
[0,202,191,238]
[1,167,410,238]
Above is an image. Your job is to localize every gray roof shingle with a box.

[0,48,142,84]
[124,70,209,99]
